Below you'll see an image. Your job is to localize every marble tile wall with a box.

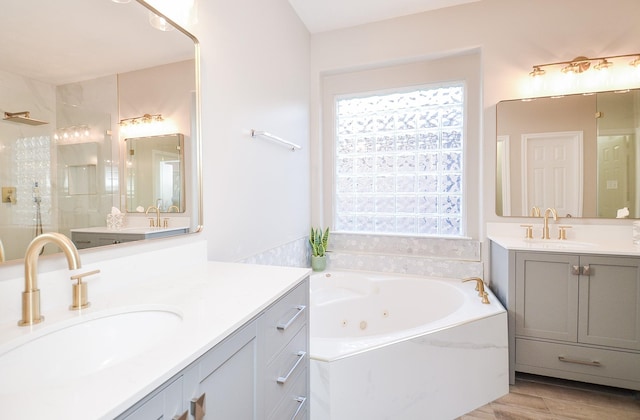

[240,232,483,281]
[327,232,483,279]
[239,236,310,268]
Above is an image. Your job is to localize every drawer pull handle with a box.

[558,356,601,367]
[277,305,306,331]
[291,396,307,420]
[173,410,189,420]
[277,351,306,384]
[190,392,206,420]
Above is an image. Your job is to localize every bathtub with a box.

[309,271,508,420]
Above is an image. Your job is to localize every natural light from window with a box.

[334,83,465,236]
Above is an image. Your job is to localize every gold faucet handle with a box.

[462,277,485,296]
[69,269,100,310]
[558,225,572,240]
[481,291,490,304]
[520,224,534,239]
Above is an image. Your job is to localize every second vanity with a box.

[71,226,189,249]
[488,223,640,391]
[0,239,310,419]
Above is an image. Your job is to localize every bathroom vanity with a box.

[0,249,310,420]
[117,277,309,420]
[71,226,189,249]
[489,230,640,391]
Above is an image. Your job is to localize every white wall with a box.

[152,0,311,262]
[309,0,640,240]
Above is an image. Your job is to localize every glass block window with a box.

[334,84,464,236]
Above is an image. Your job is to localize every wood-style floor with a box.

[458,374,640,420]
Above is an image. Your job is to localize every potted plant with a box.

[309,227,329,271]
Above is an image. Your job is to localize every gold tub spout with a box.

[462,277,491,304]
[19,232,81,326]
[0,239,5,263]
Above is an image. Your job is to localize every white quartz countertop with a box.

[70,226,188,234]
[0,261,311,419]
[487,222,640,256]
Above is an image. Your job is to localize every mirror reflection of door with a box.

[522,131,583,217]
[153,150,180,210]
[125,133,184,213]
[597,135,635,217]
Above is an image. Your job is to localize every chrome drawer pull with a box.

[291,396,307,420]
[277,351,306,384]
[558,356,601,367]
[277,305,306,331]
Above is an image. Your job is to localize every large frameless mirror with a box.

[0,0,201,262]
[496,89,639,218]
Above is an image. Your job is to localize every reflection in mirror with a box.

[0,0,200,263]
[125,134,185,213]
[496,89,640,219]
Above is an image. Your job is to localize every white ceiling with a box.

[288,0,480,33]
[0,0,194,85]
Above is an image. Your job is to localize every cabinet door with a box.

[194,319,258,420]
[515,252,579,342]
[120,375,184,420]
[579,255,640,350]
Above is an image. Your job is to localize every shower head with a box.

[3,111,48,126]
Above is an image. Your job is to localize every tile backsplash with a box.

[241,232,482,280]
[327,232,482,279]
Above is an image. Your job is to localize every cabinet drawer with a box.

[265,327,308,416]
[516,338,640,389]
[264,279,309,360]
[268,367,308,420]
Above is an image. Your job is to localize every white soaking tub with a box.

[309,270,508,420]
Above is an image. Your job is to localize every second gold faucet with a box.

[542,207,558,239]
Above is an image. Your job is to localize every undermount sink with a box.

[0,306,182,394]
[521,238,597,249]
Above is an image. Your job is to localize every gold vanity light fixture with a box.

[530,53,640,78]
[119,113,164,127]
[53,125,90,143]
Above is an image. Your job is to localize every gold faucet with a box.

[0,239,5,263]
[146,205,161,227]
[462,277,490,304]
[530,206,541,217]
[168,205,179,213]
[542,207,558,239]
[19,233,81,326]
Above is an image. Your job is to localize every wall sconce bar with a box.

[250,129,302,151]
[119,113,164,126]
[530,53,640,77]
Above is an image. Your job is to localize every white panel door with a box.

[522,131,583,217]
[597,135,631,218]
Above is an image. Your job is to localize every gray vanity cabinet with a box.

[491,242,640,391]
[189,319,259,419]
[117,277,309,420]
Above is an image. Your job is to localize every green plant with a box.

[309,227,330,257]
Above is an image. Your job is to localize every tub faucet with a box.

[146,205,161,227]
[19,233,80,326]
[542,207,558,239]
[0,239,5,263]
[462,277,490,304]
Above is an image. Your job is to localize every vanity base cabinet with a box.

[116,277,309,420]
[490,242,640,390]
[119,375,185,420]
[193,319,259,419]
